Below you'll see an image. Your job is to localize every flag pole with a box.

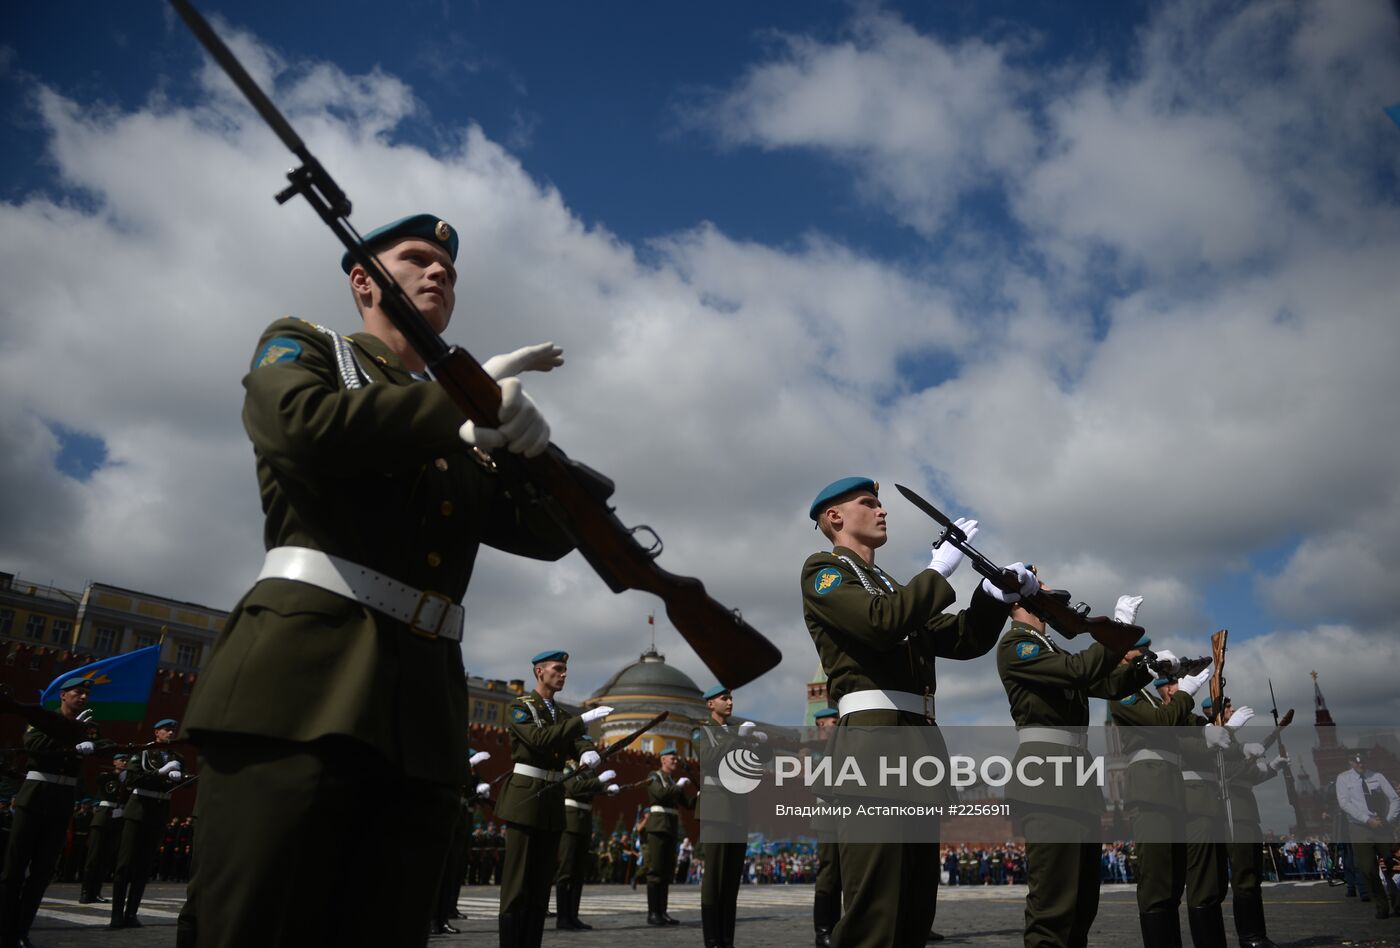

[130,626,169,744]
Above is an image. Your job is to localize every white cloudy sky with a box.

[2,1,1398,750]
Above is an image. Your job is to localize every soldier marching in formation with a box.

[80,752,129,904]
[996,585,1152,948]
[555,758,618,931]
[430,747,492,935]
[495,650,612,947]
[801,477,1027,948]
[0,677,100,948]
[693,684,771,948]
[1219,696,1288,948]
[643,745,695,927]
[111,718,187,929]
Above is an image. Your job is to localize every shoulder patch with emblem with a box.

[511,706,530,724]
[253,337,303,369]
[1120,694,1139,706]
[1014,641,1041,660]
[814,568,843,595]
[691,728,704,743]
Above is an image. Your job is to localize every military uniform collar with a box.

[830,545,874,568]
[349,331,421,377]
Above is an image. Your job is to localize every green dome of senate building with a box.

[587,646,706,757]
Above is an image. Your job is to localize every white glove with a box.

[580,705,613,724]
[476,782,491,798]
[1178,665,1212,697]
[927,519,978,578]
[676,776,691,788]
[1225,706,1254,730]
[1269,755,1290,773]
[75,741,95,756]
[580,750,602,769]
[597,769,617,783]
[469,751,491,768]
[738,721,768,742]
[1114,595,1145,625]
[480,342,564,381]
[167,770,183,782]
[1203,724,1230,749]
[980,562,1038,603]
[606,783,620,796]
[457,377,551,458]
[1242,742,1265,759]
[158,760,181,775]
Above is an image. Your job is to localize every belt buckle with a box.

[409,590,453,639]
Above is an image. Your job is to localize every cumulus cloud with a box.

[3,2,1398,729]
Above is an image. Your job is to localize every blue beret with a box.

[809,477,878,522]
[659,744,679,757]
[1200,696,1213,710]
[112,753,128,761]
[1135,633,1151,648]
[532,650,568,665]
[1152,676,1173,688]
[702,685,730,701]
[153,718,178,730]
[59,677,92,691]
[341,214,458,274]
[814,708,839,721]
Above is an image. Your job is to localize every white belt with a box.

[513,763,563,782]
[111,808,124,819]
[1017,728,1088,749]
[649,806,679,815]
[132,788,172,800]
[838,689,932,719]
[24,771,76,786]
[1130,749,1181,766]
[97,801,114,808]
[1181,770,1209,782]
[257,546,464,642]
[565,799,592,811]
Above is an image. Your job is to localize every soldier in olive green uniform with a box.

[81,753,130,904]
[112,719,187,929]
[495,650,611,948]
[183,214,575,947]
[432,748,492,935]
[1109,663,1213,948]
[644,746,695,927]
[0,678,100,948]
[810,707,841,948]
[555,762,618,931]
[997,594,1151,948]
[1219,699,1285,948]
[1179,694,1250,948]
[694,684,771,948]
[802,477,1026,948]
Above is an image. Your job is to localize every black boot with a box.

[1139,909,1180,948]
[1186,904,1226,948]
[108,881,128,930]
[813,890,840,947]
[722,899,736,945]
[498,912,521,948]
[1232,893,1277,948]
[123,879,146,928]
[554,883,577,930]
[431,920,461,935]
[571,884,592,931]
[646,884,667,926]
[927,931,945,942]
[702,903,721,948]
[660,883,680,925]
[525,910,547,948]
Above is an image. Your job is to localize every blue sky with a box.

[2,0,1398,728]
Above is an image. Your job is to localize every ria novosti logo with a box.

[717,747,766,794]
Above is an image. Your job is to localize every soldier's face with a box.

[661,754,678,774]
[816,717,836,732]
[155,726,176,743]
[707,694,733,719]
[1156,682,1179,703]
[60,687,89,714]
[357,238,457,333]
[536,661,567,693]
[829,492,887,548]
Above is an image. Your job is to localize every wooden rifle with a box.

[167,0,780,690]
[894,484,1143,651]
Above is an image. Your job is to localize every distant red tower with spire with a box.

[1310,671,1348,791]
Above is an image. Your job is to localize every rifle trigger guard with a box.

[629,525,663,559]
[1072,601,1091,618]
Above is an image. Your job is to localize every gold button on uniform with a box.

[434,458,449,471]
[440,501,454,517]
[426,552,442,568]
